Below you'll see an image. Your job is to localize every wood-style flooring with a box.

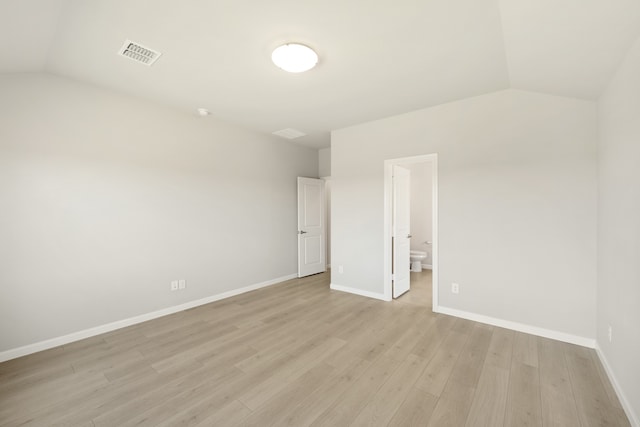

[0,270,630,426]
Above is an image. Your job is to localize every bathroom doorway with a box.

[383,154,438,309]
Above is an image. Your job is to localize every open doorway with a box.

[383,154,438,309]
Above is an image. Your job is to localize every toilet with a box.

[410,250,427,272]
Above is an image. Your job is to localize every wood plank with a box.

[512,331,538,368]
[589,350,624,410]
[427,391,475,427]
[564,343,630,427]
[504,362,542,427]
[446,323,494,388]
[409,314,455,361]
[91,366,239,426]
[414,330,469,396]
[484,327,514,370]
[388,387,438,427]
[351,354,429,426]
[464,365,509,427]
[238,362,337,426]
[276,356,371,426]
[117,367,247,426]
[193,400,252,427]
[0,372,110,425]
[0,271,628,427]
[425,323,493,427]
[237,336,346,410]
[538,337,581,427]
[310,355,402,426]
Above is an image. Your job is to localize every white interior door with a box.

[297,177,326,278]
[393,165,411,297]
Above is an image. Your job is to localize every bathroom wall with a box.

[0,73,318,355]
[405,162,433,267]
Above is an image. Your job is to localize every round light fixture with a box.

[271,43,318,73]
[196,108,211,116]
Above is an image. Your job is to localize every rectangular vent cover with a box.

[118,40,161,66]
[272,128,306,139]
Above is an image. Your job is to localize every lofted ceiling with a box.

[2,0,640,149]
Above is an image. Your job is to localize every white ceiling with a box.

[2,0,640,148]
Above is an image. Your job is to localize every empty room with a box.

[1,0,639,426]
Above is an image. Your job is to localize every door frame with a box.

[383,154,438,308]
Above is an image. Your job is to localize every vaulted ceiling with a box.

[2,0,640,148]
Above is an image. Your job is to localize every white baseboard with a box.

[0,273,297,363]
[595,343,640,427]
[330,283,389,301]
[434,305,595,348]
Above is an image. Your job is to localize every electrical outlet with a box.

[170,280,179,291]
[178,279,186,290]
[338,265,344,274]
[451,282,459,294]
[608,325,612,342]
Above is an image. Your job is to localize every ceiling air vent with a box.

[118,40,161,66]
[272,128,306,139]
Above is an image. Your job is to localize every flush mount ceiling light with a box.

[271,43,318,73]
[196,108,211,116]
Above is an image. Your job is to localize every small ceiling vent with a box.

[272,128,306,139]
[118,40,161,66]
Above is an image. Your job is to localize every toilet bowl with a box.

[410,250,427,272]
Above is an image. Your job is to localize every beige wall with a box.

[0,73,318,353]
[597,36,640,425]
[331,89,597,341]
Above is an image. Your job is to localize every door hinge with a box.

[391,274,395,280]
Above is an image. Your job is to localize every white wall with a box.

[405,162,433,266]
[0,73,318,353]
[318,147,331,177]
[331,89,597,341]
[597,36,640,425]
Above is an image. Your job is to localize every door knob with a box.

[407,234,412,238]
[299,230,307,234]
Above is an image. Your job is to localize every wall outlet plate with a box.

[452,282,459,294]
[171,280,179,291]
[178,279,186,290]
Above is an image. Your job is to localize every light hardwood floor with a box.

[0,270,630,426]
